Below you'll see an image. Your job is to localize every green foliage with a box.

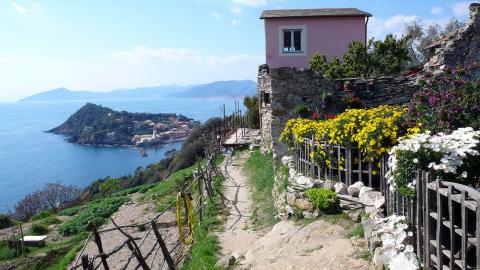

[347,224,365,238]
[293,103,309,117]
[244,150,276,229]
[30,210,54,222]
[309,35,410,79]
[244,95,260,129]
[58,206,82,216]
[58,197,127,236]
[0,240,22,261]
[0,214,13,230]
[305,188,338,212]
[46,243,83,270]
[30,223,50,235]
[181,171,224,270]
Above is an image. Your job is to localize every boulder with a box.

[322,180,337,191]
[360,191,385,208]
[291,175,315,190]
[348,210,362,223]
[347,181,364,197]
[294,198,314,211]
[215,255,236,269]
[388,250,419,270]
[334,182,348,194]
[358,186,373,198]
[286,192,296,205]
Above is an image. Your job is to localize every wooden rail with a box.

[293,137,480,270]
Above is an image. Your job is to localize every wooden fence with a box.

[70,146,221,270]
[293,137,480,270]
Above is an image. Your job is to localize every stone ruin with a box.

[425,3,480,78]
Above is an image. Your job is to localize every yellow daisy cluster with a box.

[280,105,419,162]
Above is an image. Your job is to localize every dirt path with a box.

[217,150,373,270]
[70,193,179,270]
[217,150,263,256]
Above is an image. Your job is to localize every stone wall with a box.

[258,67,419,158]
[426,3,480,79]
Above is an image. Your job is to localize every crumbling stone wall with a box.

[258,66,419,158]
[426,3,480,79]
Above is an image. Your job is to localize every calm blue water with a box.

[0,98,240,212]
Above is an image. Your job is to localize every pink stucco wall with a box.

[264,17,366,69]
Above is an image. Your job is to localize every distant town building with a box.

[260,8,371,69]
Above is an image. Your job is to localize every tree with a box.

[243,96,260,129]
[309,35,410,79]
[403,18,465,65]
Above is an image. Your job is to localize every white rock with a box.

[388,251,420,270]
[347,181,364,197]
[215,255,235,269]
[286,192,296,205]
[334,182,348,194]
[358,186,373,198]
[360,191,385,208]
[322,180,337,190]
[281,156,294,166]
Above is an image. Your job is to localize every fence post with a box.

[89,224,109,270]
[151,221,176,270]
[198,174,203,223]
[81,254,92,270]
[424,171,431,267]
[415,171,422,263]
[126,240,151,270]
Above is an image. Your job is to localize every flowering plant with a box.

[280,105,418,163]
[407,66,480,133]
[386,127,480,197]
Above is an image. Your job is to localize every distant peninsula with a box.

[48,103,199,146]
[20,80,257,102]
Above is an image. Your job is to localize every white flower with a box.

[462,171,468,178]
[412,158,418,164]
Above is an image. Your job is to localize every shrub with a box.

[0,214,13,230]
[305,188,338,213]
[387,127,480,197]
[30,223,49,235]
[58,197,126,236]
[30,210,54,222]
[58,206,81,216]
[406,66,480,133]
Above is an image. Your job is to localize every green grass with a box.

[243,150,276,229]
[182,174,224,270]
[58,196,127,236]
[45,243,83,270]
[57,206,82,216]
[347,224,364,238]
[29,223,50,235]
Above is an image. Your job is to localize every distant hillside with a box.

[20,80,257,102]
[49,103,198,146]
[169,80,257,97]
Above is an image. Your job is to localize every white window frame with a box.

[278,25,307,57]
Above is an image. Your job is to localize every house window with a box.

[264,92,271,105]
[278,25,306,56]
[283,30,302,52]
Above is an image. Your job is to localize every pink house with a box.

[260,8,371,69]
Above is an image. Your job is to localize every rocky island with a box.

[48,103,199,146]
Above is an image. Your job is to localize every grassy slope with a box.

[243,150,276,229]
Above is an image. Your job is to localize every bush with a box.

[0,214,13,230]
[305,188,338,213]
[58,206,81,216]
[30,223,49,235]
[30,210,54,222]
[58,197,127,236]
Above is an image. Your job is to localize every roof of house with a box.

[260,8,372,19]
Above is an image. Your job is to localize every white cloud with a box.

[230,6,242,14]
[212,11,221,19]
[231,0,267,7]
[431,6,444,15]
[452,2,470,17]
[369,15,418,39]
[231,20,240,26]
[108,46,202,64]
[11,2,44,14]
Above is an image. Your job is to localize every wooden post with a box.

[415,171,422,262]
[461,190,467,270]
[90,224,109,270]
[81,254,92,270]
[435,180,443,268]
[424,171,431,267]
[447,185,455,270]
[126,240,151,270]
[198,173,203,223]
[151,221,176,270]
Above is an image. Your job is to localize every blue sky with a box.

[0,0,475,101]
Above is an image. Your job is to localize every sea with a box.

[0,97,241,212]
